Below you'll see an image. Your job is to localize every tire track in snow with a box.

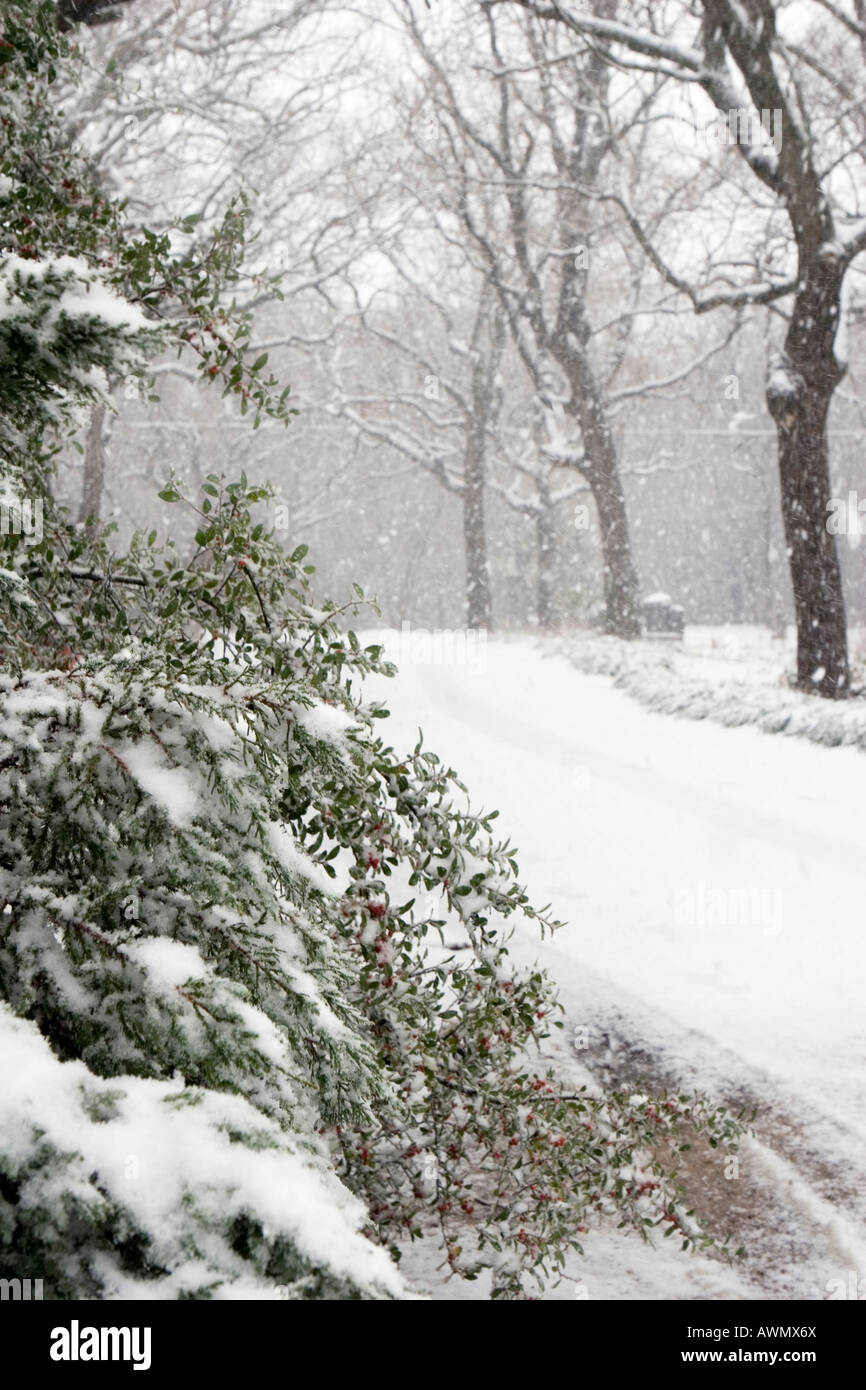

[513,963,866,1298]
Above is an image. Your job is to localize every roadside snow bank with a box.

[558,632,866,752]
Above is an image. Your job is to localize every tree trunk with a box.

[558,312,641,638]
[766,259,848,697]
[772,385,848,694]
[536,482,556,628]
[79,404,106,524]
[585,453,641,639]
[764,493,787,640]
[462,431,491,629]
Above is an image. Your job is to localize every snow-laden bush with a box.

[0,0,746,1299]
[0,1003,402,1300]
[1,476,747,1297]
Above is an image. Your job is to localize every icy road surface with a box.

[364,635,866,1300]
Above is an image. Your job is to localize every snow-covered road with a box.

[365,635,866,1300]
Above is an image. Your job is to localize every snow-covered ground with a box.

[363,631,866,1301]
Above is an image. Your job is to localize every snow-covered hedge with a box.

[559,633,866,752]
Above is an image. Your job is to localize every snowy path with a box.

[364,636,866,1300]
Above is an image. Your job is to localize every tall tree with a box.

[397,0,646,634]
[326,269,502,629]
[55,0,354,520]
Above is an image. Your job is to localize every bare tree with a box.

[56,0,374,521]
[323,269,503,628]
[391,0,651,634]
[490,389,589,625]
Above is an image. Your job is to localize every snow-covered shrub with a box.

[560,632,866,752]
[0,475,747,1297]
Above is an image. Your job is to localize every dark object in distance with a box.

[56,0,133,30]
[640,593,684,638]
